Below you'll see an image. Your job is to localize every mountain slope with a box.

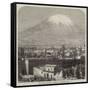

[18,14,85,47]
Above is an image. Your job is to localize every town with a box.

[18,45,85,82]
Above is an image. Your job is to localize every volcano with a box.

[18,14,85,47]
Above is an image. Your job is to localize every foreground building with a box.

[33,64,63,80]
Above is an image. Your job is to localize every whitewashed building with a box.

[33,64,56,79]
[33,64,63,80]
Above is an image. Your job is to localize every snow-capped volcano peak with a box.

[18,14,84,47]
[48,14,73,26]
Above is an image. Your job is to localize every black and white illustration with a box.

[16,4,87,86]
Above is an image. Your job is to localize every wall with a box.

[33,67,44,77]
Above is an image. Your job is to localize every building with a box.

[33,64,63,80]
[33,64,56,79]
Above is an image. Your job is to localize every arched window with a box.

[47,73,49,79]
[50,74,52,79]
